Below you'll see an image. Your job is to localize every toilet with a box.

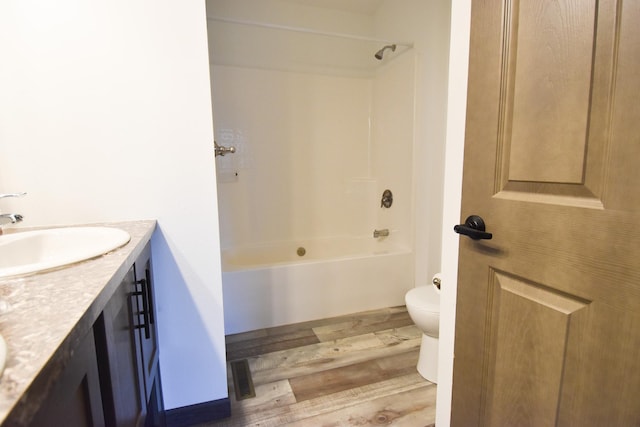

[405,275,440,383]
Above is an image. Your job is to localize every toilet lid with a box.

[406,286,439,313]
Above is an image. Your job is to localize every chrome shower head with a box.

[374,44,396,60]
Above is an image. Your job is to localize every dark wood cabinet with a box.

[30,327,105,427]
[132,243,165,427]
[30,242,165,427]
[95,264,145,427]
[97,242,165,427]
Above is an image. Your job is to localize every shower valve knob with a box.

[381,189,393,208]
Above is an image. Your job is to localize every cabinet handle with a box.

[144,269,155,326]
[134,279,151,339]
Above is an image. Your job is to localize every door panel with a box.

[483,271,590,426]
[452,0,640,425]
[606,0,640,212]
[506,1,596,184]
[494,0,621,206]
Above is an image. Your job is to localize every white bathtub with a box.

[221,237,414,334]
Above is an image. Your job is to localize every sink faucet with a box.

[0,192,26,235]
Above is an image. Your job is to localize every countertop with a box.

[0,220,156,425]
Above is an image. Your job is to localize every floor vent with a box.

[230,359,256,401]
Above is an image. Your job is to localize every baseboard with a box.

[165,398,231,426]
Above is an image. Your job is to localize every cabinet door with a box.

[96,265,145,427]
[31,328,105,427]
[133,243,165,426]
[144,373,166,427]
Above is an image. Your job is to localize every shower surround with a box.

[208,0,418,333]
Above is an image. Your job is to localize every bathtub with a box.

[221,237,414,334]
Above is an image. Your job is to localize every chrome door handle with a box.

[454,215,493,240]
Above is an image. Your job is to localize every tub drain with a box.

[297,247,306,257]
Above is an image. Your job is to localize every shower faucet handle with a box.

[381,189,393,208]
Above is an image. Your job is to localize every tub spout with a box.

[0,192,26,235]
[373,229,389,238]
[0,213,23,235]
[0,214,23,225]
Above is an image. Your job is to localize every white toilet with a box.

[405,275,440,383]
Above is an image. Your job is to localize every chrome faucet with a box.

[0,192,27,200]
[0,213,23,226]
[373,229,389,238]
[214,141,236,157]
[0,192,26,234]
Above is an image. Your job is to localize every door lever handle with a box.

[454,215,493,240]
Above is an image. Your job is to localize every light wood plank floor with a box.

[201,306,436,427]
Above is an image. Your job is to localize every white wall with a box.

[437,0,471,425]
[0,0,227,410]
[207,0,374,36]
[206,0,381,78]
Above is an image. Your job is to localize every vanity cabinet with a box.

[29,328,105,427]
[132,246,165,427]
[97,242,165,427]
[28,241,164,427]
[95,264,144,427]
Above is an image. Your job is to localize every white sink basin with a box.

[0,227,131,279]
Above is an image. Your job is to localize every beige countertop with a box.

[0,220,156,425]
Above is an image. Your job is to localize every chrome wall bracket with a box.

[214,141,236,157]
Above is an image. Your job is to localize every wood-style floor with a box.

[201,306,436,426]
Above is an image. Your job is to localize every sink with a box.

[0,227,131,279]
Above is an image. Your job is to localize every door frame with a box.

[436,0,473,426]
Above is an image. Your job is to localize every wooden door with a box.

[451,1,640,426]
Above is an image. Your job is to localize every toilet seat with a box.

[405,286,439,314]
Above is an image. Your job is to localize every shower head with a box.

[374,44,396,60]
